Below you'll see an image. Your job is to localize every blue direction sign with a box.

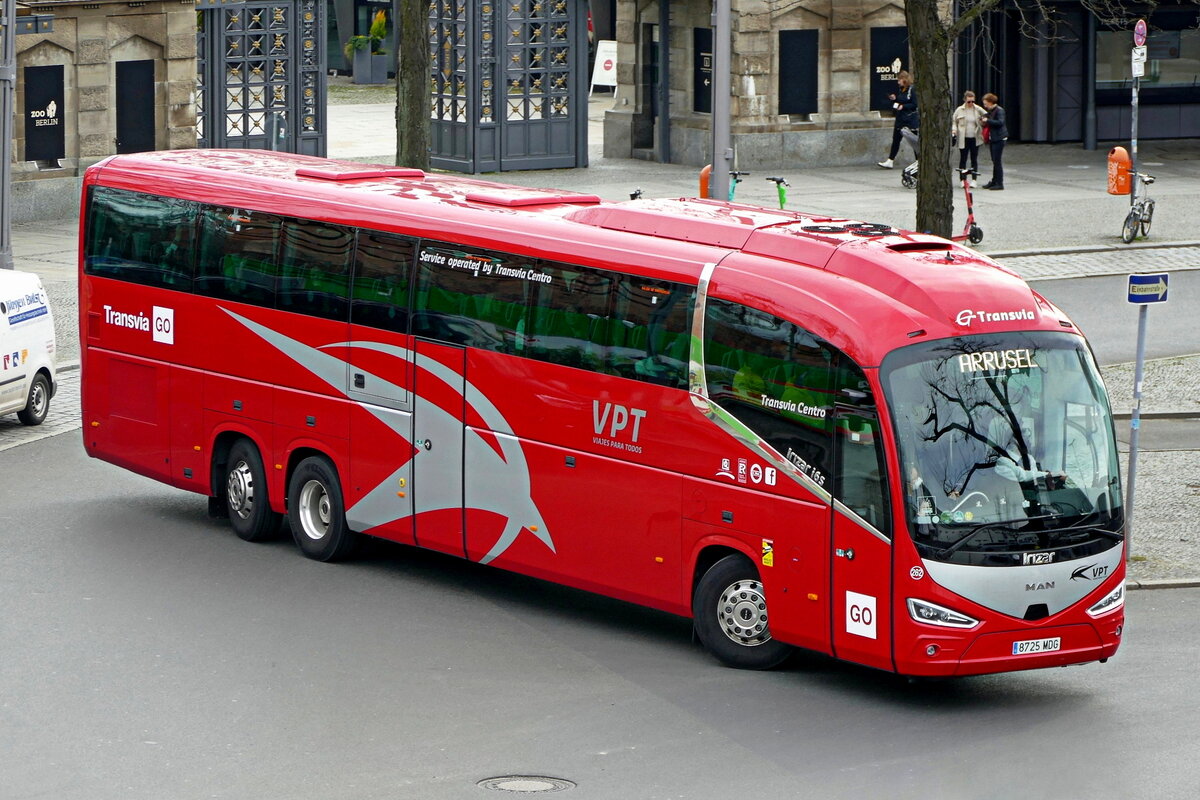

[1127,272,1169,303]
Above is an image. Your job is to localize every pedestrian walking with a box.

[982,93,1008,190]
[951,91,987,187]
[877,70,918,169]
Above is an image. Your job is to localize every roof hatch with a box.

[465,189,602,207]
[296,166,427,181]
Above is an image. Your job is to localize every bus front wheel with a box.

[693,555,791,670]
[288,456,358,562]
[224,439,281,542]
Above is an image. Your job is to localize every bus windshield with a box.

[882,332,1123,566]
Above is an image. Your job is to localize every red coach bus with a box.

[79,150,1125,676]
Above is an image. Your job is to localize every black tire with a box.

[1121,209,1139,244]
[901,172,916,189]
[692,555,791,670]
[288,456,358,562]
[224,439,281,542]
[1140,200,1154,238]
[17,373,50,426]
[968,225,984,245]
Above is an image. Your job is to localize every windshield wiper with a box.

[1042,511,1124,543]
[937,514,1061,560]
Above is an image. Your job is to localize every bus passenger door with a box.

[829,377,894,672]
[346,340,414,545]
[411,340,466,556]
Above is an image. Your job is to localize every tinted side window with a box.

[704,299,835,490]
[195,207,282,307]
[525,263,613,371]
[276,219,353,321]
[606,275,693,388]
[85,187,197,290]
[351,231,414,333]
[833,360,890,533]
[413,243,532,352]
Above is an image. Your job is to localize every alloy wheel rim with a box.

[717,578,772,647]
[299,480,331,541]
[226,461,254,520]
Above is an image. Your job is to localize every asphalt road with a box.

[4,432,1200,800]
[1031,274,1196,366]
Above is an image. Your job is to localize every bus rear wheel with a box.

[693,555,791,670]
[288,456,358,562]
[224,439,281,542]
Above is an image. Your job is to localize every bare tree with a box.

[396,0,430,170]
[760,0,1133,238]
[905,0,1005,238]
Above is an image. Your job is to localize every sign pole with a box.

[1125,302,1147,557]
[1124,270,1169,560]
[1,0,16,270]
[1130,19,1147,213]
[709,0,731,201]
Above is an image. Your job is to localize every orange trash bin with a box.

[1107,147,1131,195]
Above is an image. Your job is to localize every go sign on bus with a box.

[1127,272,1169,304]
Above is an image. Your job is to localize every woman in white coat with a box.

[951,91,987,187]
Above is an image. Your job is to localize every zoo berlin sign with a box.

[24,65,65,162]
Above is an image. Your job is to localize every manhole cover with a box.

[478,775,576,793]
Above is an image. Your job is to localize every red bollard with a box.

[699,164,713,199]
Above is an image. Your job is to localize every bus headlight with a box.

[1086,584,1125,617]
[907,598,979,629]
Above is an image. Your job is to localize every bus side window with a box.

[412,242,513,352]
[833,361,889,535]
[83,187,197,291]
[526,264,612,371]
[195,206,282,308]
[607,275,692,388]
[703,298,836,491]
[351,231,414,334]
[276,218,353,322]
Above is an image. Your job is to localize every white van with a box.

[0,269,56,426]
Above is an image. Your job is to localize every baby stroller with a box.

[899,127,919,188]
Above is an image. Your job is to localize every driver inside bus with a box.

[991,417,1067,490]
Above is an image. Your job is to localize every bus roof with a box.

[87,150,1075,365]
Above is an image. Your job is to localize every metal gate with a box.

[196,0,326,155]
[430,0,587,172]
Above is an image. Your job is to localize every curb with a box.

[1113,411,1200,420]
[1127,578,1200,590]
[990,241,1200,260]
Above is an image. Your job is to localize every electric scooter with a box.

[952,168,984,245]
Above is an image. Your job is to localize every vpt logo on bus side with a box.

[592,400,646,454]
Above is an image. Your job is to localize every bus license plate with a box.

[1012,637,1061,655]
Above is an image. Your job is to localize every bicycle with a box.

[765,176,790,209]
[1121,171,1155,244]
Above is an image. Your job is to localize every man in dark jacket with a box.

[877,70,918,169]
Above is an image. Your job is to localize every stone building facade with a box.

[603,0,910,168]
[14,0,197,208]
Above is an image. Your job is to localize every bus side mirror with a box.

[839,387,871,405]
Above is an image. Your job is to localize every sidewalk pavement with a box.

[6,95,1198,584]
